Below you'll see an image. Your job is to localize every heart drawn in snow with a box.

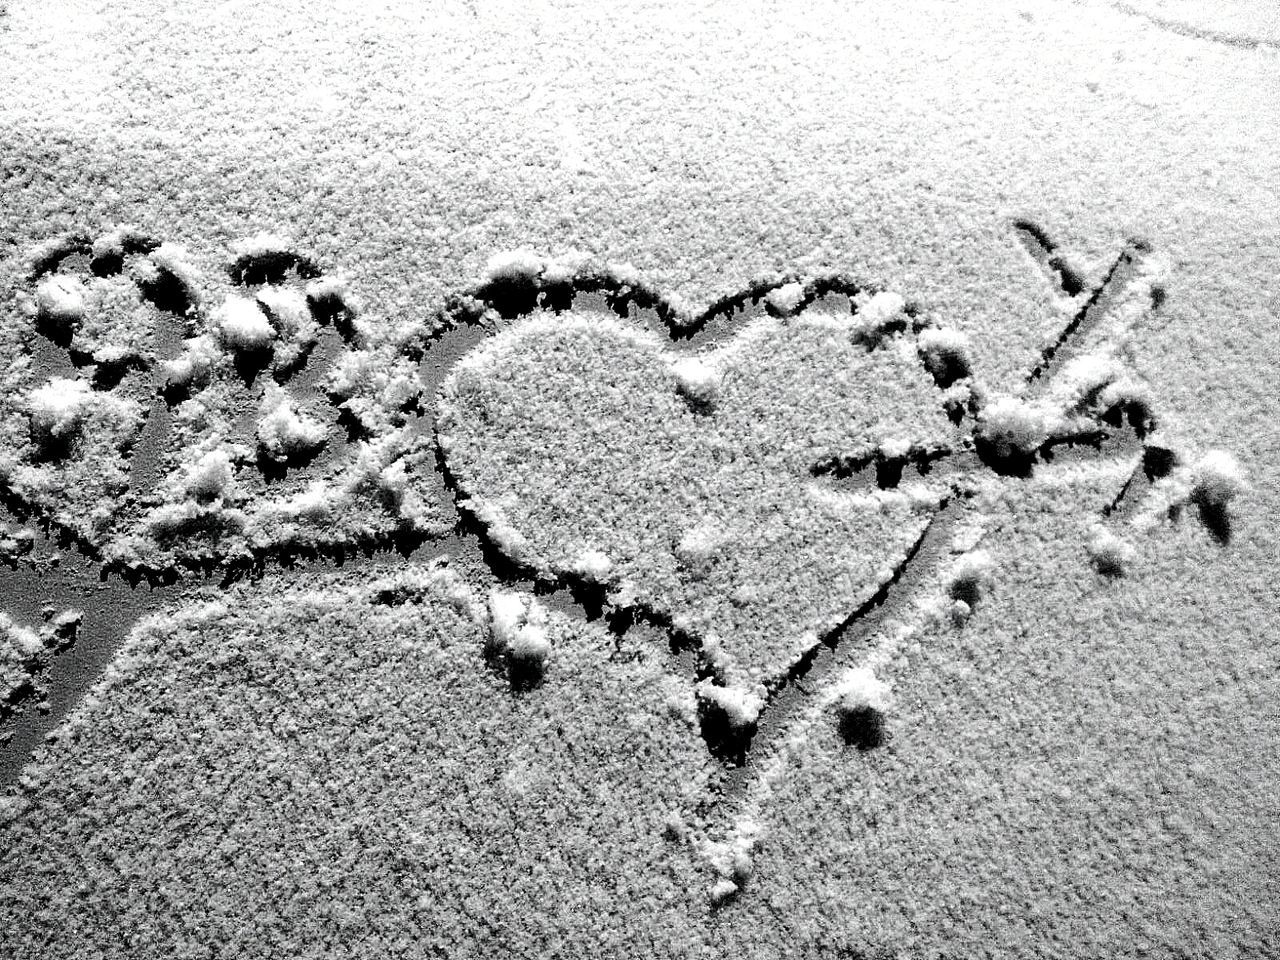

[436,292,965,698]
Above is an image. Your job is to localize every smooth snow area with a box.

[0,0,1278,956]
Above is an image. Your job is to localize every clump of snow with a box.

[1,608,82,728]
[858,290,906,327]
[44,608,82,650]
[835,666,891,713]
[231,232,296,261]
[977,394,1050,459]
[1,612,43,662]
[304,274,353,324]
[183,448,237,503]
[1189,450,1247,509]
[696,680,764,729]
[268,480,334,521]
[461,496,531,565]
[480,249,547,316]
[951,521,988,554]
[879,436,914,460]
[35,275,86,328]
[670,356,720,411]
[709,878,739,907]
[487,589,552,677]
[488,591,527,647]
[144,499,249,540]
[323,349,423,433]
[256,286,311,333]
[377,458,426,525]
[148,242,201,298]
[916,326,972,383]
[706,817,763,905]
[257,286,318,369]
[89,225,147,262]
[947,548,995,615]
[0,524,36,563]
[1,613,45,729]
[540,250,592,288]
[26,378,92,447]
[833,667,892,749]
[161,335,221,390]
[483,249,544,284]
[1087,527,1137,577]
[1099,376,1153,418]
[257,385,327,461]
[572,549,613,582]
[675,521,723,578]
[1052,354,1154,431]
[304,274,347,303]
[950,548,994,589]
[325,349,374,400]
[764,281,807,316]
[215,294,275,352]
[506,618,551,667]
[1057,353,1123,399]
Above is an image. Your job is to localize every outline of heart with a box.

[437,284,963,707]
[426,224,1234,773]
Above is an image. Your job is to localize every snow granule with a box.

[488,590,528,648]
[572,549,613,582]
[977,394,1050,457]
[833,666,891,749]
[148,242,201,295]
[709,877,740,907]
[669,356,720,410]
[1,613,43,662]
[858,290,907,327]
[1099,376,1152,415]
[230,232,296,261]
[916,326,972,383]
[948,548,995,608]
[256,286,311,332]
[215,294,275,351]
[256,385,328,461]
[183,449,237,503]
[1087,527,1137,577]
[764,281,807,316]
[1058,353,1123,397]
[305,274,352,316]
[487,589,552,670]
[34,275,85,326]
[26,377,92,443]
[161,335,220,388]
[483,249,544,284]
[1189,450,1247,509]
[696,680,764,729]
[674,522,723,575]
[834,666,891,714]
[506,620,551,665]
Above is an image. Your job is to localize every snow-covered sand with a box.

[1,0,1277,956]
